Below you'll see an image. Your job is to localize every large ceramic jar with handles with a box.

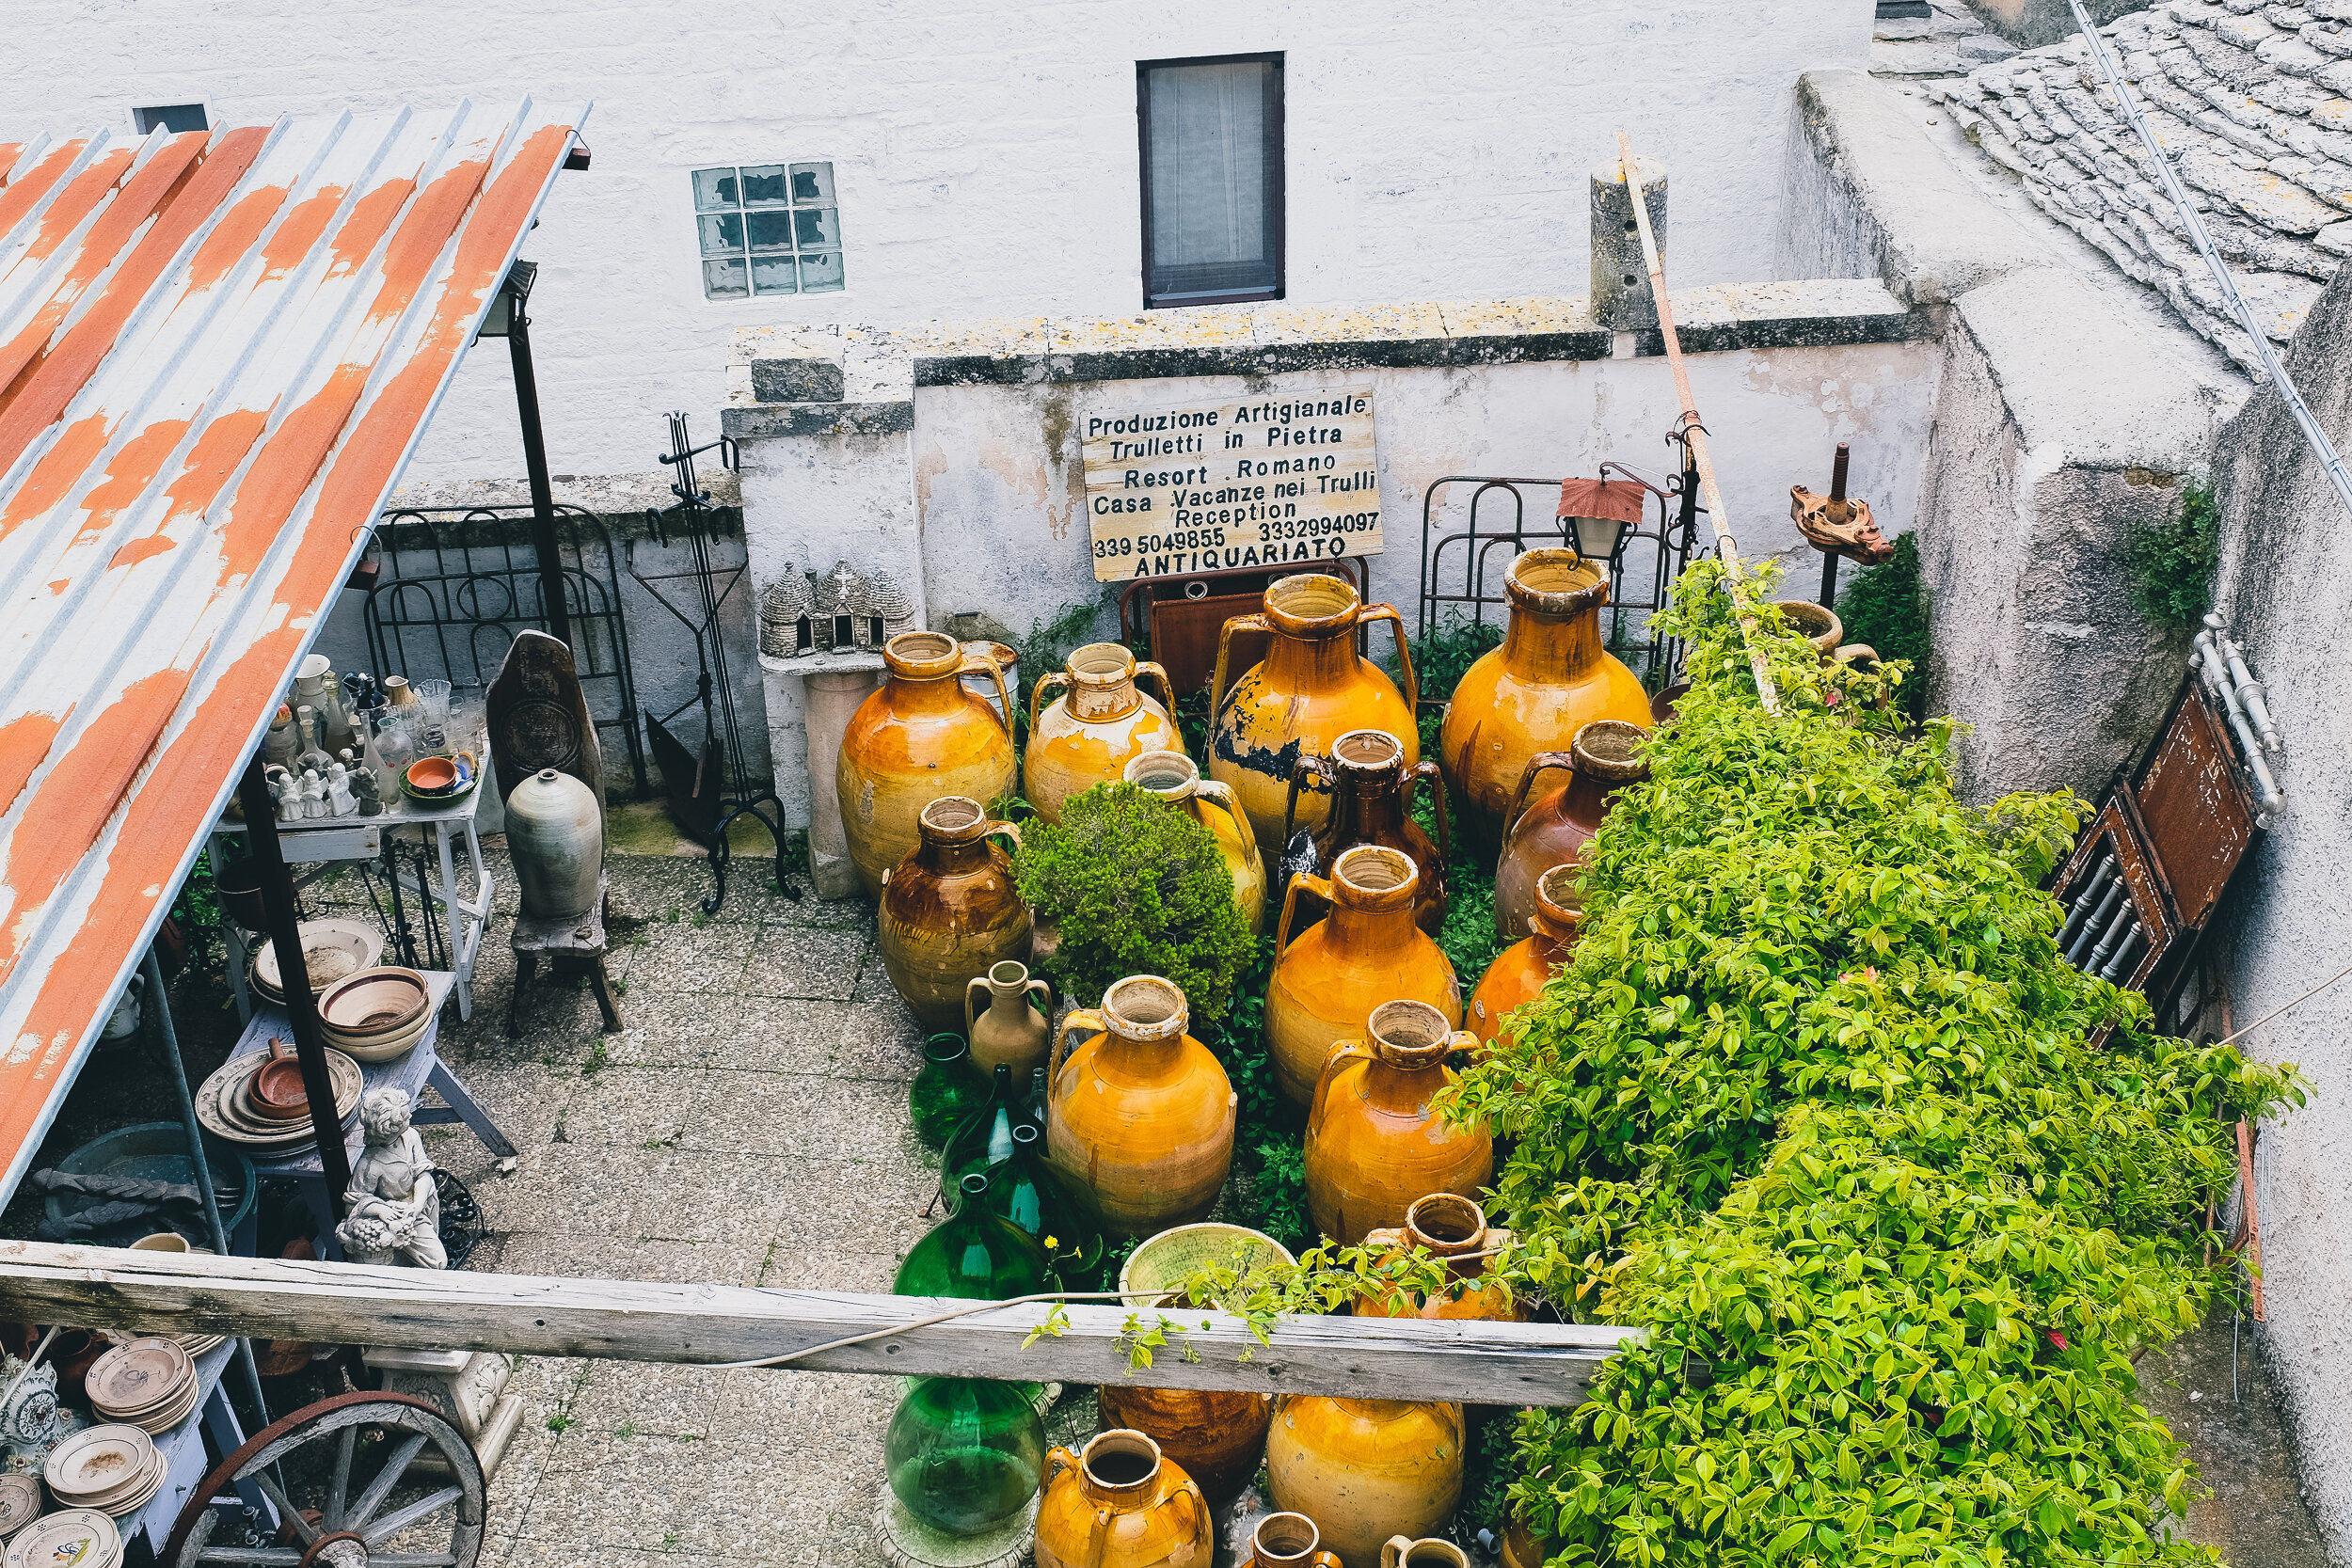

[1492,719,1648,941]
[877,797,1028,1034]
[1123,750,1266,933]
[1470,863,1581,1057]
[1265,1397,1464,1568]
[838,631,1016,897]
[1209,573,1419,852]
[1438,548,1650,858]
[1279,729,1447,939]
[1025,642,1182,823]
[1355,1194,1526,1323]
[1036,1430,1215,1568]
[1046,975,1236,1238]
[1303,999,1493,1245]
[1264,847,1460,1109]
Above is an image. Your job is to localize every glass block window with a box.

[691,163,844,299]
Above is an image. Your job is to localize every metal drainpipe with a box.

[506,304,572,653]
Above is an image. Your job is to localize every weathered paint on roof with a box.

[0,101,589,1196]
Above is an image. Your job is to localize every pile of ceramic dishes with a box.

[0,1474,39,1539]
[194,1041,363,1155]
[249,917,383,1007]
[44,1424,165,1519]
[401,752,480,807]
[103,1327,224,1358]
[4,1509,119,1568]
[85,1338,199,1435]
[317,965,435,1063]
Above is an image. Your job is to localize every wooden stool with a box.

[509,875,622,1035]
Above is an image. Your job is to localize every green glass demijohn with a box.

[941,1063,1024,1188]
[956,1122,1105,1278]
[885,1375,1047,1536]
[894,1173,1051,1300]
[910,1033,990,1152]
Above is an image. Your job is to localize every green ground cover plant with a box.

[2124,480,2221,633]
[1836,531,1930,726]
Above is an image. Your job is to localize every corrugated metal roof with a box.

[0,101,590,1195]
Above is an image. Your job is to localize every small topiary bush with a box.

[1012,781,1251,1022]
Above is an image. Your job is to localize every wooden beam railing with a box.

[0,1242,1636,1407]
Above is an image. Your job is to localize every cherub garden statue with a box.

[334,1089,446,1268]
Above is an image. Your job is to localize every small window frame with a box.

[689,161,845,302]
[1136,51,1285,311]
[133,104,209,136]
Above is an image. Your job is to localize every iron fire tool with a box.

[632,411,797,912]
[1788,440,1894,608]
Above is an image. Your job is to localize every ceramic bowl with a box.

[250,1045,311,1117]
[317,967,431,1036]
[249,919,383,998]
[405,755,459,793]
[325,1008,431,1062]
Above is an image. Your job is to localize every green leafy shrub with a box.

[2125,479,2220,632]
[1835,530,1930,725]
[1012,782,1250,1021]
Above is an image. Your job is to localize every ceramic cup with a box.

[130,1234,189,1253]
[1252,1512,1343,1568]
[1381,1539,1470,1568]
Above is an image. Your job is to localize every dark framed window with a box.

[1137,53,1283,309]
[691,162,844,299]
[134,104,208,135]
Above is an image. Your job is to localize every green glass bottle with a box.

[894,1173,1050,1300]
[961,1122,1105,1279]
[909,1033,989,1152]
[940,1063,1023,1188]
[885,1375,1046,1536]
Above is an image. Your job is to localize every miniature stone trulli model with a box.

[335,1089,445,1269]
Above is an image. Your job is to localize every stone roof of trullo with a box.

[1931,0,2352,373]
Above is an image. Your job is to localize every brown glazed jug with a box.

[1124,750,1266,934]
[1470,863,1580,1056]
[1438,548,1651,858]
[1036,1430,1215,1568]
[1047,975,1237,1238]
[1265,1397,1465,1568]
[1279,729,1448,940]
[1209,573,1419,853]
[839,631,1016,897]
[1492,719,1648,942]
[1304,999,1493,1245]
[1265,847,1461,1109]
[878,799,1029,1034]
[1025,642,1182,824]
[965,958,1053,1077]
[1356,1194,1525,1323]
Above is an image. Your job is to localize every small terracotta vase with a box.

[1266,846,1461,1109]
[877,797,1029,1033]
[1280,729,1448,939]
[965,959,1052,1078]
[1265,1396,1464,1568]
[1305,999,1492,1246]
[1249,1512,1344,1568]
[1047,976,1237,1238]
[1382,1539,1470,1568]
[1124,750,1266,934]
[1470,863,1580,1056]
[838,631,1017,897]
[1036,1430,1214,1568]
[1493,719,1647,942]
[1026,642,1183,823]
[1438,548,1651,858]
[1209,573,1419,852]
[1357,1194,1525,1323]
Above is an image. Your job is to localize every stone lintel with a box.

[721,402,917,440]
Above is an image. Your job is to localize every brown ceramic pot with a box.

[1036,1430,1215,1568]
[1025,642,1183,823]
[838,631,1017,897]
[963,958,1052,1078]
[1771,599,1844,656]
[1098,1383,1269,1503]
[1264,1396,1465,1568]
[1280,729,1448,939]
[1249,1513,1345,1568]
[1493,719,1647,942]
[1047,976,1237,1238]
[1357,1194,1526,1323]
[1304,999,1492,1245]
[1438,549,1651,859]
[877,798,1029,1034]
[1470,863,1580,1056]
[1125,750,1266,934]
[1209,573,1419,853]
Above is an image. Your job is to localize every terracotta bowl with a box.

[317,967,430,1037]
[405,756,459,794]
[249,1044,310,1119]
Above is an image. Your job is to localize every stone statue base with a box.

[363,1347,524,1479]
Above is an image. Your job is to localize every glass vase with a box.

[894,1173,1050,1300]
[885,1375,1045,1536]
[940,1063,1023,1188]
[958,1122,1104,1280]
[910,1034,990,1152]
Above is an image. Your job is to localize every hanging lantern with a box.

[1554,476,1645,566]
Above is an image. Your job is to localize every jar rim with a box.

[884,630,963,679]
[1504,547,1611,616]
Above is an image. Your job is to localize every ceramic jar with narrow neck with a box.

[877,797,1029,1034]
[1046,976,1236,1238]
[1279,728,1448,939]
[1304,999,1493,1245]
[1248,1513,1343,1568]
[1470,863,1581,1056]
[1493,718,1648,942]
[1124,750,1266,934]
[1036,1430,1213,1568]
[504,767,604,922]
[1265,846,1460,1108]
[1438,548,1652,859]
[1209,573,1420,852]
[838,631,1016,897]
[965,959,1052,1078]
[1357,1194,1524,1323]
[1025,643,1182,823]
[1265,1397,1464,1568]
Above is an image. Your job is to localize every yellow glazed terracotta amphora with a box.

[1280,728,1448,940]
[1036,1429,1215,1568]
[838,631,1016,897]
[1265,846,1460,1108]
[1492,718,1647,942]
[1470,863,1581,1057]
[1355,1194,1525,1323]
[1438,548,1650,858]
[1046,976,1237,1238]
[877,797,1029,1034]
[1025,642,1183,823]
[1124,750,1265,933]
[1304,999,1493,1245]
[1265,1396,1464,1568]
[1209,573,1419,852]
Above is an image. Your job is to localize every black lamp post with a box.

[476,259,570,652]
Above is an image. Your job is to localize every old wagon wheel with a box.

[162,1390,486,1567]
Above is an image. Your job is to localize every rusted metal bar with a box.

[1820,442,1851,607]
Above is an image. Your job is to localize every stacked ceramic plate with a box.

[4,1509,119,1568]
[0,1473,39,1538]
[317,966,435,1062]
[194,1045,363,1154]
[85,1338,199,1435]
[44,1424,164,1519]
[103,1328,225,1358]
[249,918,383,1006]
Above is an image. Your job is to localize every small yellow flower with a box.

[1044,1236,1059,1250]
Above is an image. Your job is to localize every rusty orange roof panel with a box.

[0,102,589,1194]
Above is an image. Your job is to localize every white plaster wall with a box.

[0,0,1871,489]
